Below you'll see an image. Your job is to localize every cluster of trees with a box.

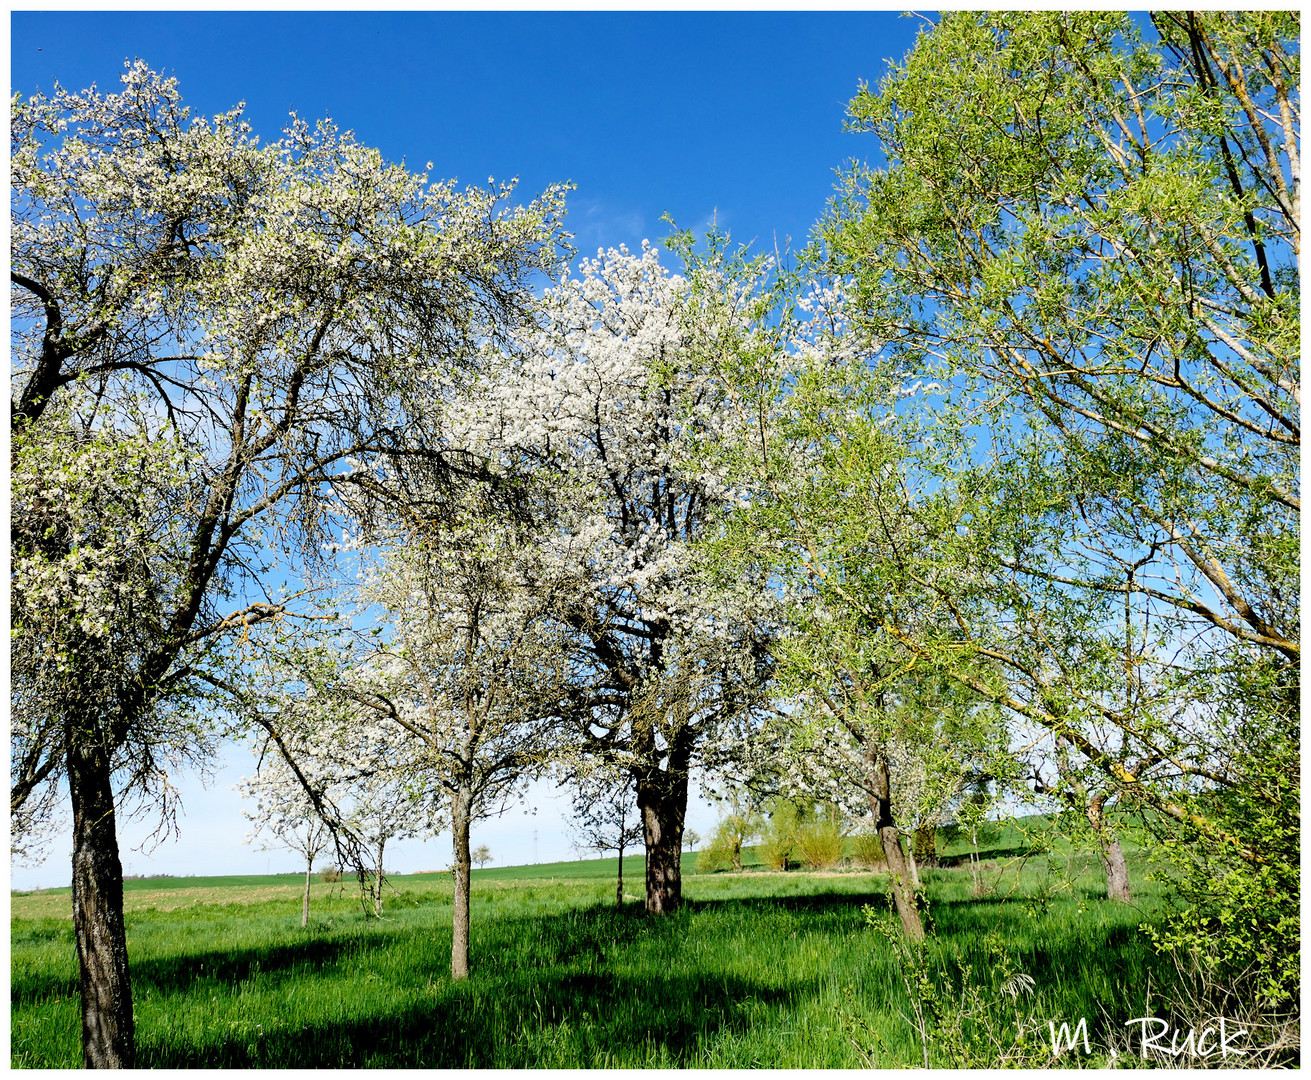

[11,11,1297,1068]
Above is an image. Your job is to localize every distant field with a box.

[12,820,1179,1068]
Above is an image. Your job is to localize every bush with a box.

[757,799,802,870]
[695,836,734,874]
[319,865,342,883]
[795,814,845,870]
[852,832,886,870]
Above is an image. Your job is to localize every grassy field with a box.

[12,828,1178,1067]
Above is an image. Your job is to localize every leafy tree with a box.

[9,63,566,1065]
[682,244,1002,939]
[793,803,847,871]
[756,797,801,872]
[710,783,767,873]
[471,844,492,869]
[820,11,1298,998]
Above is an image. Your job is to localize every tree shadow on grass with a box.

[139,965,807,1068]
[9,932,377,1007]
[685,890,888,913]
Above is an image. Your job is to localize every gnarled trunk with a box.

[1088,795,1131,902]
[67,732,135,1068]
[866,750,924,940]
[451,784,473,978]
[635,736,691,915]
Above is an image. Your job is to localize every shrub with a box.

[852,832,886,870]
[695,836,734,874]
[757,799,802,871]
[319,865,342,883]
[795,813,845,870]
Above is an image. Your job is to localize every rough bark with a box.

[1103,836,1132,902]
[67,733,135,1068]
[635,737,691,915]
[906,837,921,889]
[1088,795,1132,902]
[866,750,924,940]
[451,784,473,978]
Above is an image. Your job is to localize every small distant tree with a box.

[241,718,437,921]
[684,830,701,852]
[339,757,434,918]
[237,754,332,928]
[471,845,492,869]
[697,781,766,872]
[568,766,643,907]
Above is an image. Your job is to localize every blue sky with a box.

[12,11,923,256]
[10,10,927,889]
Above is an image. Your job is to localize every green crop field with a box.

[12,830,1178,1068]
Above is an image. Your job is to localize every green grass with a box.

[12,837,1176,1067]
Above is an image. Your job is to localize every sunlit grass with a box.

[12,839,1173,1067]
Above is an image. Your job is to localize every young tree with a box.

[686,254,994,939]
[340,501,573,977]
[698,783,765,872]
[9,64,567,1066]
[471,844,492,869]
[821,11,1298,997]
[568,765,643,906]
[343,766,433,918]
[237,754,333,927]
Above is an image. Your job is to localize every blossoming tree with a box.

[237,753,333,927]
[9,63,566,1066]
[340,501,572,976]
[449,243,779,914]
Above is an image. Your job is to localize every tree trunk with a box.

[615,837,625,907]
[970,829,982,895]
[67,733,135,1068]
[372,836,386,918]
[451,784,472,978]
[906,835,921,889]
[1087,795,1132,902]
[866,750,924,940]
[1102,835,1132,902]
[635,737,691,915]
[302,855,312,928]
[731,835,742,872]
